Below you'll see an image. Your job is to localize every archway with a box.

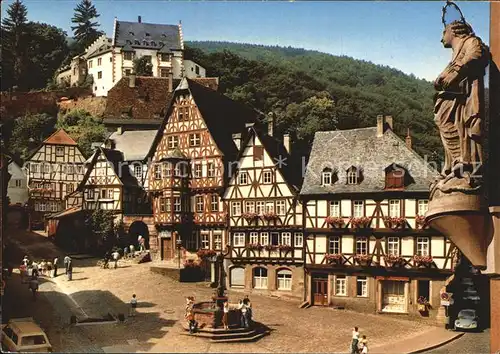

[128,220,150,249]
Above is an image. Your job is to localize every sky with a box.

[2,1,491,82]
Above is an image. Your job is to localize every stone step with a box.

[211,331,270,343]
[181,323,250,334]
[181,329,258,340]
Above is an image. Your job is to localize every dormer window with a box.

[159,41,164,46]
[347,166,361,185]
[129,31,135,36]
[145,32,151,37]
[385,164,410,189]
[322,168,333,186]
[134,40,140,45]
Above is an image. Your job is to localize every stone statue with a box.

[431,20,489,198]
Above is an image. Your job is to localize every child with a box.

[360,335,368,354]
[130,294,138,317]
[186,310,197,334]
[223,301,230,330]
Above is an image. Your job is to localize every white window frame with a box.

[154,165,162,179]
[329,236,341,254]
[322,171,332,185]
[34,202,40,211]
[211,194,219,212]
[260,232,269,245]
[55,146,64,157]
[418,200,429,216]
[276,200,286,215]
[15,179,22,188]
[194,163,203,178]
[263,171,272,184]
[39,203,47,212]
[387,237,400,256]
[416,237,430,256]
[389,199,401,217]
[253,267,268,289]
[233,232,245,247]
[43,164,50,173]
[357,276,368,297]
[281,232,291,246]
[265,201,274,213]
[214,233,222,251]
[31,163,39,173]
[174,197,182,212]
[238,172,248,185]
[329,201,340,217]
[294,232,303,247]
[249,232,259,244]
[87,189,95,200]
[201,232,210,250]
[277,269,292,290]
[232,201,242,216]
[207,162,215,178]
[189,133,201,147]
[335,276,347,296]
[196,196,204,213]
[256,201,265,214]
[356,237,368,255]
[353,200,364,218]
[163,163,171,177]
[167,135,179,149]
[108,189,114,199]
[134,165,142,180]
[347,169,358,185]
[50,201,58,212]
[245,201,255,213]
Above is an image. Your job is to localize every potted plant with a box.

[246,243,263,252]
[354,254,372,266]
[242,212,259,223]
[325,216,345,228]
[415,215,427,229]
[413,255,433,267]
[196,249,217,260]
[351,217,372,228]
[264,244,277,252]
[278,244,293,253]
[262,211,278,222]
[417,296,430,313]
[384,254,404,267]
[383,216,407,229]
[325,253,344,265]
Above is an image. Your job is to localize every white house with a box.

[7,158,28,205]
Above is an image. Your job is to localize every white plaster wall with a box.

[88,52,113,96]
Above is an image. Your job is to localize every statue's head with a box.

[441,21,474,48]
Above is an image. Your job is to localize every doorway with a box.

[417,280,430,301]
[312,274,329,306]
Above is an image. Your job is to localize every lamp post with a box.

[176,239,182,270]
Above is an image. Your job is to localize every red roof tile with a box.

[43,129,78,146]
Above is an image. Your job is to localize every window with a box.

[88,60,93,68]
[134,165,142,179]
[97,58,102,66]
[196,196,204,212]
[232,202,242,216]
[347,167,359,185]
[260,232,269,245]
[233,232,245,247]
[418,200,429,216]
[329,201,340,217]
[3,326,18,344]
[67,183,74,193]
[214,233,222,250]
[88,189,95,200]
[416,237,430,256]
[322,169,332,185]
[194,163,203,178]
[100,189,107,199]
[389,200,401,217]
[201,232,210,249]
[249,232,259,244]
[21,335,47,346]
[195,65,200,75]
[357,276,368,297]
[124,52,133,61]
[14,179,22,187]
[256,201,265,214]
[97,71,102,79]
[43,164,50,173]
[387,237,400,256]
[230,267,245,288]
[174,197,182,212]
[294,233,303,247]
[39,203,47,212]
[263,171,272,184]
[160,53,170,62]
[67,165,74,174]
[356,237,368,255]
[31,163,39,173]
[276,200,286,215]
[124,69,132,76]
[50,201,58,212]
[162,163,171,178]
[238,172,248,185]
[159,197,166,213]
[143,55,152,62]
[211,194,219,212]
[281,232,291,246]
[329,236,341,254]
[245,201,255,213]
[178,106,189,121]
[253,146,264,161]
[207,162,215,177]
[154,164,161,179]
[189,133,201,147]
[353,200,364,217]
[167,135,179,149]
[271,232,279,246]
[335,276,347,296]
[277,269,292,290]
[253,267,268,289]
[165,198,171,212]
[265,202,274,213]
[160,68,170,77]
[56,146,64,157]
[385,166,405,189]
[174,163,184,177]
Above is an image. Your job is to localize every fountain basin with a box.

[191,301,241,328]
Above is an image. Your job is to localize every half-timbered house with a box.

[223,122,304,299]
[147,78,258,261]
[24,129,86,229]
[300,116,456,319]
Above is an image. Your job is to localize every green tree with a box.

[133,57,153,76]
[85,209,116,252]
[57,109,107,156]
[9,113,57,159]
[71,0,103,52]
[1,0,29,90]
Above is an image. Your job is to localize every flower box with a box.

[383,216,407,229]
[242,212,259,223]
[196,249,217,260]
[278,244,293,252]
[354,254,372,266]
[384,254,404,267]
[417,296,431,313]
[325,216,345,228]
[246,243,263,252]
[415,215,428,229]
[262,212,278,221]
[413,255,433,267]
[351,217,372,228]
[325,253,344,264]
[264,244,277,252]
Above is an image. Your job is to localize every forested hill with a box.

[185,40,441,161]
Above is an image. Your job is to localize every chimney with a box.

[283,134,291,154]
[267,112,275,137]
[232,133,242,150]
[377,115,384,137]
[129,73,136,88]
[116,127,123,135]
[385,115,394,130]
[406,128,412,150]
[138,15,142,23]
[168,71,173,92]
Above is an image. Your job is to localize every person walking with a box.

[22,255,29,267]
[53,257,59,278]
[238,299,248,328]
[130,294,138,317]
[112,249,120,269]
[40,260,47,276]
[243,295,252,325]
[67,260,73,281]
[222,301,230,330]
[351,327,360,354]
[64,255,70,274]
[28,274,39,301]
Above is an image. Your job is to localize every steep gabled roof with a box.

[300,127,439,196]
[105,130,157,161]
[114,21,181,51]
[43,129,78,146]
[147,78,260,161]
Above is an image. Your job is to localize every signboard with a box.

[159,230,171,238]
[440,292,453,306]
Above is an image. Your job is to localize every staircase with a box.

[180,323,271,343]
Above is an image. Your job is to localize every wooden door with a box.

[162,238,173,260]
[312,277,328,306]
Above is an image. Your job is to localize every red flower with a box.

[326,216,345,227]
[246,243,263,251]
[351,217,372,228]
[383,216,407,229]
[413,255,433,265]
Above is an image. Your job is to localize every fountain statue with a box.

[426,1,490,268]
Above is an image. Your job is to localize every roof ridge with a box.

[315,126,376,135]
